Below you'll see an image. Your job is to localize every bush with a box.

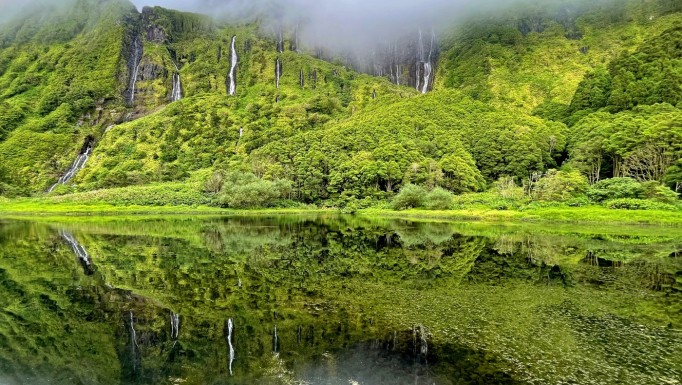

[391,184,426,210]
[218,172,292,208]
[423,187,454,210]
[534,170,589,201]
[604,198,677,211]
[640,182,679,204]
[587,178,643,202]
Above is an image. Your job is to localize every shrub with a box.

[604,198,677,211]
[640,182,679,204]
[587,178,643,202]
[534,170,589,201]
[218,172,292,208]
[423,187,454,210]
[391,184,426,210]
[493,176,524,200]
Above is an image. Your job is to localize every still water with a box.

[0,215,680,385]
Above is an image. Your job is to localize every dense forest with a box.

[0,0,680,211]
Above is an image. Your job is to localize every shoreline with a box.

[2,200,682,226]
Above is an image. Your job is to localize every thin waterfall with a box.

[299,69,304,89]
[421,29,437,94]
[275,58,282,88]
[227,318,235,375]
[372,89,377,99]
[128,37,143,105]
[272,325,279,353]
[49,142,93,192]
[416,29,424,92]
[227,36,238,96]
[277,27,284,53]
[170,313,180,340]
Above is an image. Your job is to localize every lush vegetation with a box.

[0,0,680,217]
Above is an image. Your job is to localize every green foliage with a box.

[605,198,677,211]
[423,187,455,210]
[391,184,426,211]
[587,178,645,202]
[217,172,292,209]
[641,181,680,203]
[533,169,589,201]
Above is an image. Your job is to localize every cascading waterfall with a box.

[170,312,180,340]
[227,318,235,375]
[127,37,143,105]
[49,141,93,192]
[171,73,182,102]
[415,29,437,94]
[299,69,304,89]
[170,60,182,102]
[275,58,282,88]
[227,36,238,96]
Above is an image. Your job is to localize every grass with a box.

[2,195,682,226]
[361,206,682,226]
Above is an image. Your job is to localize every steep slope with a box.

[438,0,682,113]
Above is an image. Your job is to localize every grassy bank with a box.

[362,207,682,226]
[2,197,682,226]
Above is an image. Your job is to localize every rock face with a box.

[356,29,439,92]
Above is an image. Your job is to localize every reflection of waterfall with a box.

[127,37,143,105]
[49,142,93,192]
[170,312,180,340]
[170,73,182,102]
[275,58,282,88]
[227,36,238,96]
[272,325,279,353]
[59,230,93,275]
[128,311,139,375]
[227,318,235,375]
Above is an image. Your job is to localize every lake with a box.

[0,215,680,385]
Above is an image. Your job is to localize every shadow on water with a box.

[0,216,680,384]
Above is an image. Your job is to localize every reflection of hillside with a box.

[0,217,680,384]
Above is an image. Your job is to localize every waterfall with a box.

[127,37,143,105]
[275,58,282,89]
[227,36,238,96]
[372,89,377,99]
[49,142,93,192]
[171,73,182,102]
[415,29,437,94]
[170,313,180,340]
[272,325,278,353]
[227,318,235,375]
[277,28,284,53]
[299,69,304,89]
[292,27,300,52]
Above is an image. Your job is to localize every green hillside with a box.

[0,0,680,212]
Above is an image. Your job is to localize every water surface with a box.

[0,216,680,385]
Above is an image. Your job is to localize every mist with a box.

[129,0,569,52]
